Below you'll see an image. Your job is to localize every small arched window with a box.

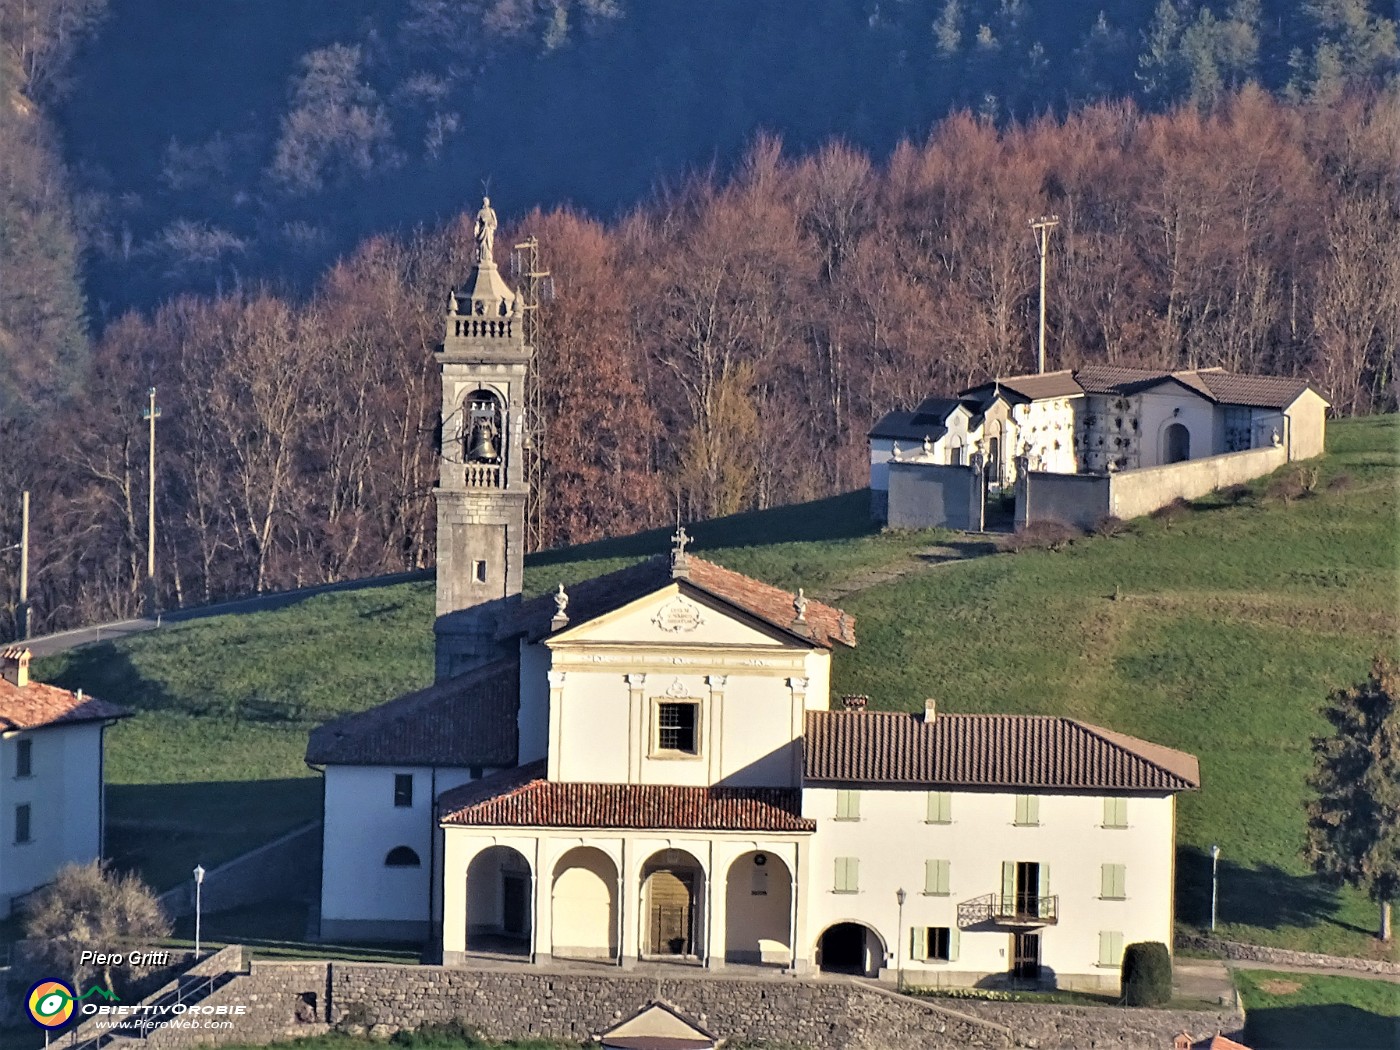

[385,846,422,868]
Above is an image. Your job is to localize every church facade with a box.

[307,205,1200,990]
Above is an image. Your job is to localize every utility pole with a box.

[1030,215,1060,374]
[511,237,554,554]
[142,387,162,616]
[17,491,28,639]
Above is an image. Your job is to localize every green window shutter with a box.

[1100,863,1124,899]
[1041,861,1050,897]
[1098,931,1116,966]
[1101,864,1114,898]
[1015,794,1040,825]
[927,790,952,823]
[1104,797,1128,828]
[910,926,927,961]
[835,857,859,892]
[1002,860,1015,901]
[1014,795,1027,824]
[836,790,860,820]
[925,859,950,895]
[948,926,960,962]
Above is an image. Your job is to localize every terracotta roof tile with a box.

[439,762,815,832]
[952,365,1322,409]
[804,711,1199,791]
[0,680,129,731]
[306,657,518,767]
[1192,371,1321,409]
[869,410,949,443]
[961,371,1082,402]
[499,556,855,650]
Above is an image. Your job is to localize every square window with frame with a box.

[655,701,699,755]
[472,560,487,584]
[393,773,414,808]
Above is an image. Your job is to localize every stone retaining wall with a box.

[127,957,1243,1050]
[1178,934,1400,978]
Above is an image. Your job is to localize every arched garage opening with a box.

[1164,422,1191,464]
[816,922,885,977]
[725,850,792,966]
[552,846,618,961]
[465,845,531,955]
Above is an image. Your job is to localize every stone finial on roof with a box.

[841,694,869,712]
[671,525,692,579]
[551,584,569,630]
[922,434,933,454]
[892,441,902,460]
[793,587,808,623]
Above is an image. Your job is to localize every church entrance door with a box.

[646,870,694,955]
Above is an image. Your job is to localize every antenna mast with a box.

[511,236,553,553]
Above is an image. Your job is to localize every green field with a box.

[1235,970,1400,1049]
[34,417,1400,962]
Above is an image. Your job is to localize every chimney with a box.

[840,694,868,712]
[924,698,937,723]
[1,647,31,688]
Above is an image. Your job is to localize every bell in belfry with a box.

[467,417,500,462]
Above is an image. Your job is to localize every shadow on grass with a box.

[528,490,877,567]
[1244,1004,1398,1050]
[44,640,179,714]
[108,779,321,892]
[1176,845,1341,932]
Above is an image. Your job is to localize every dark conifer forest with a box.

[0,0,1397,633]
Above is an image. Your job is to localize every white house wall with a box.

[0,722,104,916]
[1137,390,1221,467]
[321,764,492,940]
[803,785,1176,991]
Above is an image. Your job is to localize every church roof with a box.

[438,761,814,832]
[498,555,856,649]
[804,710,1199,791]
[305,657,519,768]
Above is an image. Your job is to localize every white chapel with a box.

[307,203,1200,991]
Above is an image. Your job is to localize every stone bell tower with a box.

[434,197,529,680]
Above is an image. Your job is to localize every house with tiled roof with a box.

[870,363,1329,527]
[0,647,129,916]
[306,207,1201,991]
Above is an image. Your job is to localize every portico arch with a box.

[725,850,793,966]
[552,846,618,961]
[1163,422,1191,464]
[465,845,531,955]
[640,848,706,959]
[816,921,886,977]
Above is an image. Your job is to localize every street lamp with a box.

[1209,845,1221,933]
[895,887,907,992]
[193,864,206,958]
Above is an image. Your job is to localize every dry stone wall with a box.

[1177,934,1400,978]
[124,957,1243,1050]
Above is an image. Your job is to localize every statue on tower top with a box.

[474,196,498,265]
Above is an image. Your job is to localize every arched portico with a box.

[640,848,706,959]
[1163,422,1191,463]
[552,846,619,961]
[725,850,793,967]
[465,845,532,955]
[816,921,886,977]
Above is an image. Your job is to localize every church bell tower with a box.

[434,197,529,680]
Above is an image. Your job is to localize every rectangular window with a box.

[472,560,487,583]
[393,773,414,808]
[834,857,859,893]
[835,789,861,820]
[926,790,952,824]
[924,859,951,896]
[926,926,953,962]
[1014,794,1040,826]
[656,702,699,753]
[1098,930,1124,967]
[1103,797,1128,829]
[16,739,31,778]
[15,803,30,844]
[1101,863,1127,900]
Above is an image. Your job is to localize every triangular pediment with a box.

[548,582,809,650]
[599,1001,717,1049]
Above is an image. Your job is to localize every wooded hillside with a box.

[0,90,1395,637]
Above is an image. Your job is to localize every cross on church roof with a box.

[671,525,692,579]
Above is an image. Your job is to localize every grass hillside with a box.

[36,417,1399,962]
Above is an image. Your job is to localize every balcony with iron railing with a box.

[957,893,1059,927]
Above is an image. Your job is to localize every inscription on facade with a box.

[653,598,704,633]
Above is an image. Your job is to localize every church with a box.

[306,201,1200,991]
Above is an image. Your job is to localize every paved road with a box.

[20,569,433,658]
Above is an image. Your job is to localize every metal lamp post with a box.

[1209,845,1220,933]
[895,887,907,992]
[193,864,206,958]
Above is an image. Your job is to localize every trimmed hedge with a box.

[1121,941,1172,1006]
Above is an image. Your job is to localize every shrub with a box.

[1218,484,1252,506]
[1325,472,1352,493]
[1120,941,1172,1007]
[1265,472,1306,506]
[1093,515,1127,538]
[1149,498,1191,526]
[1001,520,1081,553]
